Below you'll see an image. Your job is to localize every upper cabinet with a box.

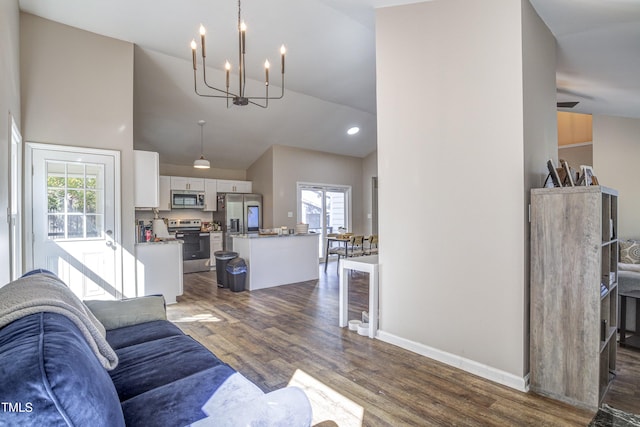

[157,175,251,211]
[170,176,205,191]
[159,176,171,211]
[217,179,252,193]
[203,179,217,211]
[134,150,159,208]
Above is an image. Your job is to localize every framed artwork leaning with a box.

[580,165,599,186]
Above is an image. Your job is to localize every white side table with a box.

[339,255,379,338]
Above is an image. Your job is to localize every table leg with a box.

[368,264,379,339]
[621,295,627,345]
[339,258,348,327]
[336,240,345,274]
[324,238,331,272]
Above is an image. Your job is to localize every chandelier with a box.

[190,0,286,108]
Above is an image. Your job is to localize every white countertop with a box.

[135,239,183,246]
[233,233,319,239]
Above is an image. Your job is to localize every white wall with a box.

[521,0,559,373]
[362,150,378,235]
[558,144,593,169]
[159,163,246,181]
[247,147,275,228]
[250,144,366,232]
[20,14,136,297]
[375,0,555,388]
[0,0,21,285]
[593,115,640,239]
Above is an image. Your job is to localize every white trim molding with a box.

[559,141,592,149]
[377,330,529,392]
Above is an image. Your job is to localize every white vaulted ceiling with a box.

[18,0,640,169]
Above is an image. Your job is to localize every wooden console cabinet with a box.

[530,186,618,410]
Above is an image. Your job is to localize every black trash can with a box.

[226,258,247,293]
[214,251,238,288]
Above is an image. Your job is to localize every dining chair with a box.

[365,234,378,255]
[349,235,365,257]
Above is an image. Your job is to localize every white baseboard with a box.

[376,330,529,392]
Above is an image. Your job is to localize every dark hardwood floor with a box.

[167,262,640,426]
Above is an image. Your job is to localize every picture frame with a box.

[561,160,575,187]
[546,159,563,188]
[580,165,596,186]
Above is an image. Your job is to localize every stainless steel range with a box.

[168,219,210,274]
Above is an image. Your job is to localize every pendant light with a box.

[193,120,210,169]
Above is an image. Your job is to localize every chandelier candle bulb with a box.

[280,45,286,73]
[199,25,206,57]
[225,61,231,88]
[191,40,197,70]
[264,60,270,85]
[240,21,246,54]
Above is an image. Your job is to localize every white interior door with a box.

[28,144,121,300]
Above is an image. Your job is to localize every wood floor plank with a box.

[167,263,639,426]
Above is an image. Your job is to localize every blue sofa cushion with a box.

[106,319,184,350]
[121,365,235,426]
[109,334,228,401]
[0,313,124,426]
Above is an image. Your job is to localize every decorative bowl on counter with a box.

[258,229,278,236]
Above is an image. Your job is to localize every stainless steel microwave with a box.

[171,190,205,209]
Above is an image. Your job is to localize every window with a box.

[46,161,105,240]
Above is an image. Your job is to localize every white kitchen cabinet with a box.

[170,176,205,191]
[209,231,224,270]
[133,150,159,208]
[203,179,217,211]
[159,175,171,211]
[217,179,252,193]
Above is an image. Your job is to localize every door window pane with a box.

[68,215,84,238]
[301,189,323,234]
[326,191,346,234]
[86,190,97,213]
[48,189,65,213]
[86,215,102,238]
[48,214,65,240]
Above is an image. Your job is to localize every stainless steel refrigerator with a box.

[224,193,262,250]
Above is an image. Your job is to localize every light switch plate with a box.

[287,211,293,217]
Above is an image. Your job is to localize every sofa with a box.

[0,271,312,426]
[619,239,640,333]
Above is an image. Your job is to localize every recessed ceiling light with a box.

[347,126,360,135]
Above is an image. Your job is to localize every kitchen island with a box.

[135,240,183,303]
[232,233,320,290]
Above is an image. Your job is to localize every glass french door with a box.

[297,183,351,259]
